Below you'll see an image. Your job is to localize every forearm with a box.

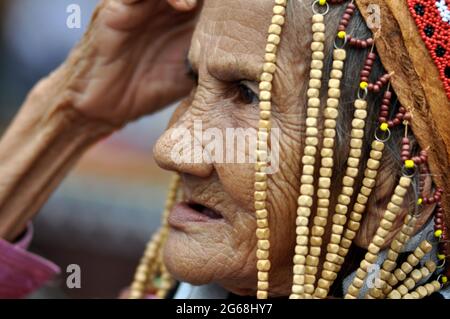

[0,72,114,241]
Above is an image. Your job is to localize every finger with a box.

[167,0,197,11]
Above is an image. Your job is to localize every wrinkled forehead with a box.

[188,0,313,81]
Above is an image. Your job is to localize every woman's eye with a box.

[237,81,259,104]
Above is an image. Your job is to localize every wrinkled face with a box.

[153,0,432,297]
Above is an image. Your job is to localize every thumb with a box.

[167,0,197,11]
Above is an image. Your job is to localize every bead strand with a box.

[129,174,180,299]
[383,240,434,295]
[255,0,288,300]
[345,176,413,299]
[303,48,347,297]
[313,99,368,299]
[290,11,325,299]
[402,280,442,299]
[366,214,417,298]
[387,260,436,299]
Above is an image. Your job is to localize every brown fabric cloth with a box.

[355,0,450,227]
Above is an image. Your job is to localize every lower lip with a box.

[168,203,220,229]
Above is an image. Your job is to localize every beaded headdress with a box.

[129,0,450,299]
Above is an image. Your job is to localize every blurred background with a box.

[0,0,175,298]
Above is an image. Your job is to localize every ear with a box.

[354,163,435,250]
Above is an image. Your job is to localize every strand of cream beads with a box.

[381,240,433,295]
[402,280,442,299]
[291,9,329,300]
[129,174,180,299]
[312,97,368,298]
[303,47,348,298]
[387,260,436,299]
[345,175,413,298]
[366,214,418,298]
[255,0,288,300]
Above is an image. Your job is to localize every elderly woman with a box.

[0,0,449,299]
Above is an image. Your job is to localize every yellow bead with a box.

[380,122,389,131]
[434,229,443,238]
[337,31,346,39]
[319,0,327,5]
[404,159,415,169]
[417,197,423,205]
[437,253,446,260]
[360,81,368,90]
[442,276,448,284]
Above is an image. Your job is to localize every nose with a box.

[153,116,214,178]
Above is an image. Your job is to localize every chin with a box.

[162,226,257,292]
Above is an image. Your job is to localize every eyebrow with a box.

[188,49,262,83]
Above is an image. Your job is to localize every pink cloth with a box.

[0,224,60,298]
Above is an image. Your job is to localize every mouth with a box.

[168,201,223,229]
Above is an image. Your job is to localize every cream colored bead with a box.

[257,249,269,259]
[350,138,362,149]
[349,212,362,222]
[312,14,324,23]
[309,79,322,89]
[310,236,322,246]
[320,168,333,178]
[311,60,324,70]
[273,5,286,15]
[257,219,268,228]
[371,140,385,151]
[307,88,320,98]
[267,34,280,45]
[256,228,270,239]
[321,157,334,168]
[255,200,265,210]
[258,240,270,250]
[265,53,276,63]
[324,119,336,129]
[332,214,347,226]
[347,157,359,168]
[328,88,340,98]
[312,51,324,60]
[260,72,273,82]
[324,107,338,119]
[321,147,333,157]
[354,109,367,119]
[332,224,344,236]
[272,14,285,26]
[335,204,348,214]
[263,62,276,74]
[333,49,346,61]
[329,78,340,89]
[306,127,319,137]
[352,119,365,129]
[327,98,339,108]
[296,226,309,236]
[419,240,432,252]
[313,32,325,43]
[318,177,331,189]
[254,191,267,201]
[303,164,314,175]
[310,69,322,79]
[351,129,364,138]
[312,22,325,33]
[258,271,269,281]
[332,60,344,70]
[368,243,380,255]
[367,159,380,170]
[312,225,325,236]
[399,176,412,188]
[323,137,334,148]
[297,206,311,217]
[268,24,282,35]
[314,216,327,227]
[357,194,368,204]
[298,195,313,207]
[353,202,365,213]
[311,42,324,52]
[307,108,319,118]
[257,260,271,271]
[306,118,318,129]
[302,155,315,165]
[256,209,268,219]
[293,254,306,264]
[330,69,343,79]
[318,199,329,207]
[391,194,404,206]
[317,188,330,199]
[301,175,314,185]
